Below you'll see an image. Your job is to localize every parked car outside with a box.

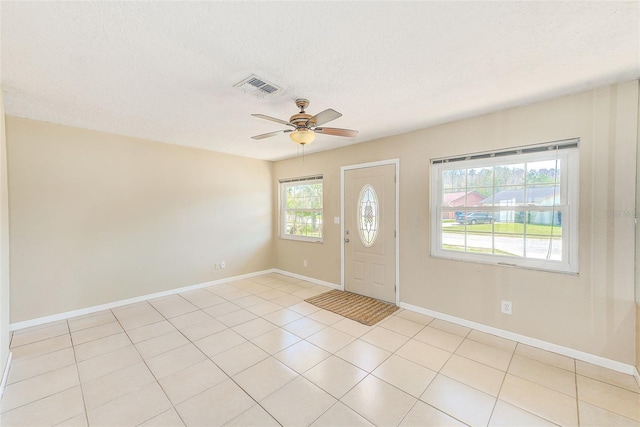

[456,212,494,225]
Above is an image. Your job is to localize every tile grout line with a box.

[576,370,640,394]
[306,400,343,427]
[116,300,203,427]
[131,279,302,426]
[239,289,382,426]
[499,354,580,400]
[68,318,91,427]
[338,316,437,426]
[143,292,253,423]
[3,323,85,422]
[423,324,495,426]
[325,314,475,427]
[307,361,374,425]
[494,342,565,426]
[181,277,307,425]
[222,355,284,426]
[0,326,81,421]
[223,280,349,421]
[486,340,517,425]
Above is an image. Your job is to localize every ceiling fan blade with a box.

[251,130,292,140]
[251,114,295,127]
[314,127,359,137]
[307,109,342,127]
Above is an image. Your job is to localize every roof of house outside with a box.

[480,186,559,205]
[443,191,485,205]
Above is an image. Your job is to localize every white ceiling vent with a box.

[234,75,281,96]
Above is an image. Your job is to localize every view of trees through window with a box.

[443,162,560,196]
[281,179,323,240]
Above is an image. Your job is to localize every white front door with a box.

[343,163,396,303]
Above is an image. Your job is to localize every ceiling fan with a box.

[251,99,358,145]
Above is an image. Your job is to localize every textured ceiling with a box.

[1,1,638,161]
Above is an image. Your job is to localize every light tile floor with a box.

[2,273,639,426]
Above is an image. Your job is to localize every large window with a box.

[280,175,323,242]
[431,140,579,273]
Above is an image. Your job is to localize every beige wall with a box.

[7,117,274,322]
[5,81,638,366]
[274,81,639,365]
[0,88,11,378]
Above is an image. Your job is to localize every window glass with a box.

[432,144,578,273]
[281,177,323,241]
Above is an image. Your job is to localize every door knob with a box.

[344,238,350,243]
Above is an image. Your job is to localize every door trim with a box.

[341,159,400,306]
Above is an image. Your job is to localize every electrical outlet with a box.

[220,261,226,269]
[501,300,513,315]
[303,259,308,267]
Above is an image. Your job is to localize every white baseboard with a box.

[277,272,639,377]
[9,269,339,332]
[7,268,637,379]
[9,269,275,331]
[273,269,341,290]
[0,351,12,402]
[400,302,638,376]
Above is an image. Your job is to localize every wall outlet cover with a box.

[501,300,513,315]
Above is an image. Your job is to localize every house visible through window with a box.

[280,175,323,242]
[430,140,579,273]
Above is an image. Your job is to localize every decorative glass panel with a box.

[358,184,379,247]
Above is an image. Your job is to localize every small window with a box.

[280,175,323,242]
[430,140,579,273]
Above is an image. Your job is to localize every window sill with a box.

[280,235,323,244]
[430,251,578,276]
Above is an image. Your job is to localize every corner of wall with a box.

[0,85,11,388]
[636,79,640,374]
[268,160,277,269]
[637,302,640,375]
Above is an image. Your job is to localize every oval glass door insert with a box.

[358,184,379,247]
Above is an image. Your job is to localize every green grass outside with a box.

[445,223,561,237]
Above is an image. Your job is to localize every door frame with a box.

[340,158,400,306]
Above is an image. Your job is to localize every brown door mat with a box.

[305,289,398,326]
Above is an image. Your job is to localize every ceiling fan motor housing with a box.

[290,112,313,129]
[291,99,313,129]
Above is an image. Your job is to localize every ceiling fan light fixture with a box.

[290,129,315,145]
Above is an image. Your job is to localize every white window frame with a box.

[279,175,323,243]
[430,140,579,274]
